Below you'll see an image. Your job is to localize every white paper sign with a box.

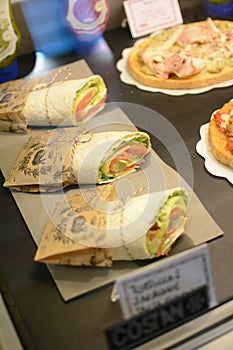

[123,0,183,38]
[111,244,217,319]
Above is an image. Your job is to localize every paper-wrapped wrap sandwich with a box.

[4,128,151,192]
[0,75,107,132]
[70,130,151,184]
[34,185,188,266]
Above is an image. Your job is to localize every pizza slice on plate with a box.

[128,18,233,89]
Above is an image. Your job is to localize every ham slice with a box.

[141,18,233,80]
[147,52,204,79]
[175,56,205,78]
[177,17,220,47]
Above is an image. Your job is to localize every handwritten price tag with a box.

[111,244,217,319]
[123,0,183,38]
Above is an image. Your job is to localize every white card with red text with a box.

[123,0,183,38]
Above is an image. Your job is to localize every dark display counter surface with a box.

[1,11,233,350]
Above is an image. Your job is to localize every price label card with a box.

[111,244,217,319]
[123,0,183,38]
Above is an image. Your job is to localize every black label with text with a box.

[106,286,209,350]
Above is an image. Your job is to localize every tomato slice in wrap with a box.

[108,144,148,174]
[69,131,151,185]
[146,189,188,257]
[98,136,150,182]
[73,76,107,123]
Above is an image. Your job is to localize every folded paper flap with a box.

[3,128,79,191]
[0,80,35,119]
[35,183,118,262]
[0,78,47,133]
[36,249,114,267]
[34,216,114,267]
[3,132,48,188]
[34,217,90,260]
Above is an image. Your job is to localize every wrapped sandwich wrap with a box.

[34,185,188,266]
[3,128,151,192]
[0,75,107,133]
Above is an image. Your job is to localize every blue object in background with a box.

[203,0,233,18]
[64,0,110,54]
[0,59,19,83]
[21,0,110,57]
[21,0,78,57]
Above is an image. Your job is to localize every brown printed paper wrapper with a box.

[0,65,68,133]
[35,183,118,267]
[3,127,151,192]
[0,60,106,133]
[0,79,35,133]
[34,184,187,267]
[3,128,76,192]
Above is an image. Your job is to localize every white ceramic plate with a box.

[116,45,233,96]
[196,122,233,184]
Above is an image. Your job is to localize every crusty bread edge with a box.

[208,118,233,169]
